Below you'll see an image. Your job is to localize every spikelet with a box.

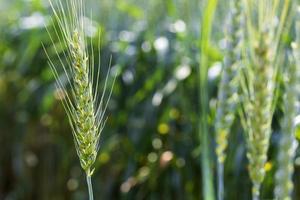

[275,9,300,200]
[239,0,292,199]
[44,0,115,199]
[215,0,243,199]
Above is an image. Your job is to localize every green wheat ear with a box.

[43,0,115,199]
[215,0,243,199]
[275,50,298,200]
[239,0,292,199]
[275,8,300,199]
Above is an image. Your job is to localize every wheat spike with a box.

[275,8,300,199]
[44,0,115,199]
[215,0,244,199]
[240,0,292,199]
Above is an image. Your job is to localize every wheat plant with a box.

[43,0,115,199]
[215,0,243,199]
[239,0,291,199]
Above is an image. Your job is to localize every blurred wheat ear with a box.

[43,0,115,199]
[274,50,298,200]
[215,0,243,199]
[275,7,300,199]
[239,0,292,199]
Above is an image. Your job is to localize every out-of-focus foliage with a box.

[0,0,299,200]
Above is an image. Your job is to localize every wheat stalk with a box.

[215,0,243,199]
[43,0,115,199]
[239,0,291,199]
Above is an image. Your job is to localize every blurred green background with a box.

[0,0,300,199]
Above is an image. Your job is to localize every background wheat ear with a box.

[275,8,300,199]
[43,0,115,199]
[239,0,292,199]
[215,0,243,199]
[274,51,299,200]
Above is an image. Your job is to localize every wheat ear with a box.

[44,0,115,199]
[215,0,243,199]
[274,51,298,200]
[240,0,291,199]
[275,9,300,199]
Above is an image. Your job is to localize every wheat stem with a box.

[217,163,224,200]
[86,171,94,200]
[199,0,219,199]
[252,183,260,200]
